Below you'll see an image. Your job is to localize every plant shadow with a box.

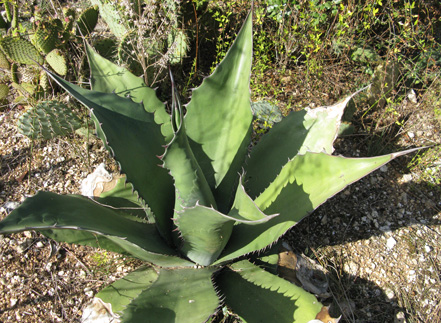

[285,147,439,322]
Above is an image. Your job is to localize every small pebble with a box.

[386,237,397,250]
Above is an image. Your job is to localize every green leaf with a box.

[245,94,356,198]
[162,115,217,215]
[0,192,192,267]
[86,44,173,142]
[121,267,219,323]
[97,265,159,314]
[216,260,322,323]
[46,70,174,241]
[97,176,149,220]
[176,205,234,266]
[42,228,128,255]
[176,202,276,266]
[185,12,253,207]
[218,151,414,263]
[228,176,278,222]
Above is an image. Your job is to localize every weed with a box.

[408,146,441,188]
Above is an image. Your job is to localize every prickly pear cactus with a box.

[39,69,49,91]
[17,100,82,139]
[89,0,128,39]
[10,63,19,83]
[17,66,38,83]
[117,30,165,77]
[76,6,99,37]
[167,29,189,64]
[46,49,67,76]
[0,36,44,65]
[31,20,63,54]
[0,83,9,99]
[93,38,117,60]
[63,8,76,31]
[251,101,283,126]
[0,49,10,69]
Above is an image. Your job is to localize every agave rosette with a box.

[0,12,414,322]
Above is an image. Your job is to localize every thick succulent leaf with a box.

[97,176,149,220]
[216,260,322,322]
[249,240,282,275]
[217,150,414,263]
[121,267,219,323]
[46,71,174,241]
[86,43,173,141]
[228,175,278,222]
[176,203,276,266]
[97,265,159,314]
[42,185,147,256]
[162,117,217,214]
[0,192,192,267]
[176,205,233,266]
[42,228,128,255]
[184,12,253,200]
[245,94,356,198]
[214,127,253,213]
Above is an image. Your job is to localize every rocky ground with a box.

[0,48,440,323]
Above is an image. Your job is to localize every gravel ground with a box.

[0,84,440,322]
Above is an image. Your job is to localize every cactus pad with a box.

[89,0,128,39]
[251,101,283,126]
[17,66,39,83]
[0,49,10,69]
[93,38,117,60]
[39,69,49,91]
[117,31,143,76]
[17,100,82,139]
[0,83,9,99]
[0,36,44,65]
[46,49,67,76]
[11,63,19,83]
[63,8,76,33]
[31,21,63,54]
[12,82,36,96]
[76,6,99,37]
[168,29,189,65]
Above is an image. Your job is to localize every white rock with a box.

[81,298,120,323]
[81,164,112,196]
[385,287,395,300]
[343,261,358,276]
[380,165,388,172]
[407,270,416,283]
[407,89,417,103]
[2,201,20,212]
[386,237,397,250]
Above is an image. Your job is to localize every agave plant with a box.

[0,12,414,322]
